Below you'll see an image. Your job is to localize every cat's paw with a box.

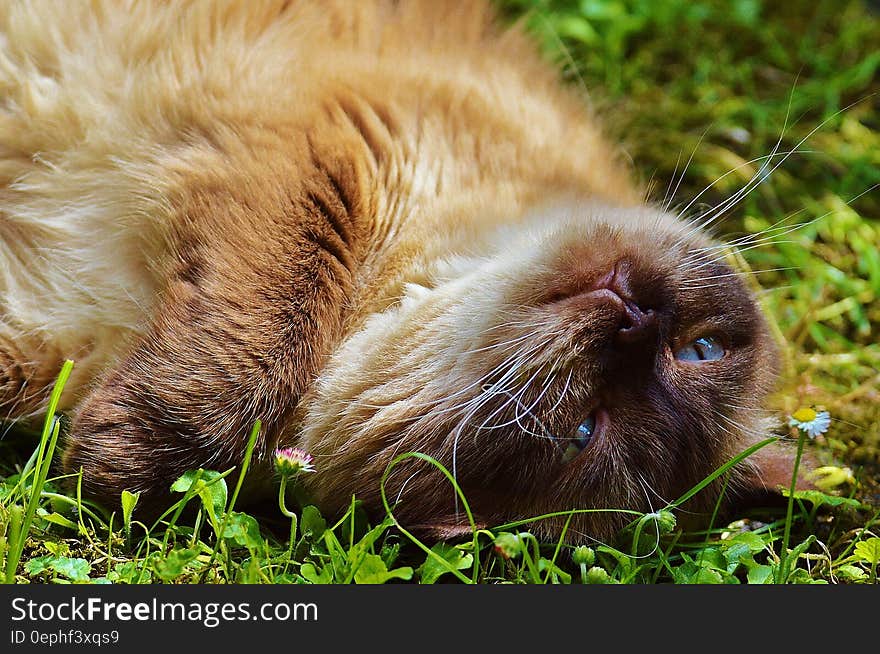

[731,439,826,511]
[62,389,200,517]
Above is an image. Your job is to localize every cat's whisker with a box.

[716,411,771,442]
[678,91,799,238]
[493,388,557,442]
[456,331,538,356]
[449,342,549,492]
[662,126,710,212]
[682,222,815,266]
[342,337,547,420]
[678,239,803,275]
[690,204,810,245]
[682,179,876,275]
[632,477,665,559]
[683,95,872,242]
[636,471,704,517]
[473,362,547,434]
[682,215,812,261]
[393,470,421,508]
[661,149,684,212]
[635,473,665,511]
[447,344,546,509]
[685,265,798,281]
[680,267,797,289]
[488,354,577,446]
[514,365,560,436]
[404,361,531,425]
[673,149,803,227]
[692,169,878,262]
[546,367,573,416]
[637,474,657,516]
[476,314,540,333]
[843,181,880,205]
[354,343,541,420]
[483,370,559,439]
[669,148,812,249]
[686,242,804,277]
[685,164,780,238]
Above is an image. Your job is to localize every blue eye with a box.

[674,335,725,362]
[561,412,597,462]
[576,414,596,442]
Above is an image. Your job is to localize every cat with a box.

[0,0,808,542]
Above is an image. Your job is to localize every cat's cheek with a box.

[731,439,823,506]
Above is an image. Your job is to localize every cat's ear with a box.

[732,439,822,506]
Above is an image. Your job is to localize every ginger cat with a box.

[1,1,802,541]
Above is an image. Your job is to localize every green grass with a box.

[1,0,879,584]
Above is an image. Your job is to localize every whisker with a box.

[679,88,799,237]
[669,148,813,249]
[663,126,711,212]
[683,212,812,260]
[682,95,872,239]
[680,267,798,289]
[345,338,547,421]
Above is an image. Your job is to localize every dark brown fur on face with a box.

[293,210,791,543]
[0,1,811,543]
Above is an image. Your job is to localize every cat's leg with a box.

[0,321,97,426]
[0,330,53,421]
[62,178,362,514]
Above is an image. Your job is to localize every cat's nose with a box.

[606,258,659,344]
[544,255,666,348]
[616,298,658,343]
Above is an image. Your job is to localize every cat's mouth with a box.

[559,407,608,463]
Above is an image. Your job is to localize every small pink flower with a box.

[274,447,315,476]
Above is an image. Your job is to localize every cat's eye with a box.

[561,412,597,463]
[674,335,725,362]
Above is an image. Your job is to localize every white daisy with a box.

[787,407,831,439]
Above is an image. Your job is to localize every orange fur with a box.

[1,1,787,540]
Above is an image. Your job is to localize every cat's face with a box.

[297,201,779,542]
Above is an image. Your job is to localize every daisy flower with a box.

[274,447,316,477]
[787,407,831,439]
